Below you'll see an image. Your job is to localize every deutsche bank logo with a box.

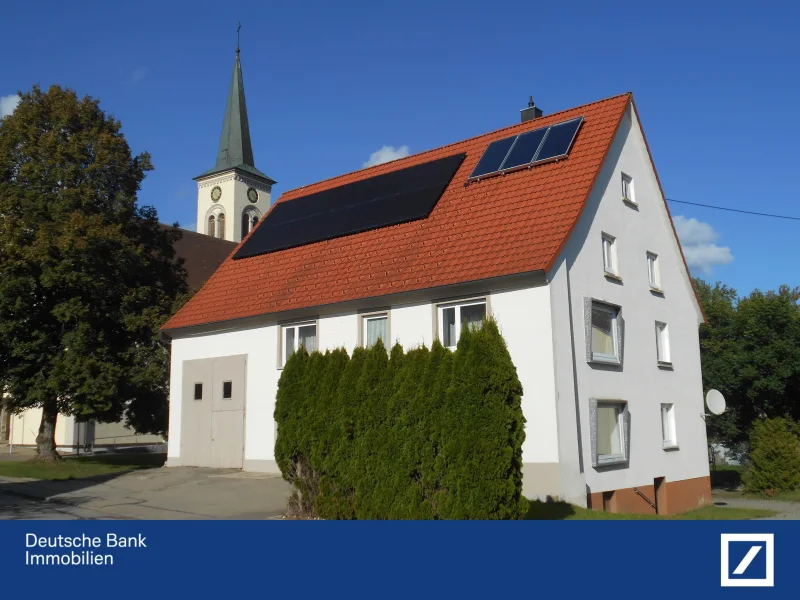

[720,534,774,587]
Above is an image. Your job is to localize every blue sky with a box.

[2,0,798,296]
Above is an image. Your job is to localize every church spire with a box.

[194,27,274,183]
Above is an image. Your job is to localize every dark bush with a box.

[743,417,800,494]
[274,317,526,519]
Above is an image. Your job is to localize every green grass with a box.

[525,500,775,520]
[0,453,165,481]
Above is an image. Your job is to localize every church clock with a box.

[247,187,259,203]
[210,186,222,202]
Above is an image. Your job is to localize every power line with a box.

[666,198,800,222]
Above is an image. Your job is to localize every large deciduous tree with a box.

[696,277,800,449]
[0,85,188,459]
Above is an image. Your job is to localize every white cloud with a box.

[362,145,410,168]
[130,67,149,84]
[1,94,20,118]
[673,215,734,274]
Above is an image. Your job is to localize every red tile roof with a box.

[164,93,635,331]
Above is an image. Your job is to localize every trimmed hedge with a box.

[743,417,800,494]
[274,318,527,519]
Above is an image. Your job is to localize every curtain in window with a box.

[217,213,226,240]
[285,328,295,363]
[461,303,486,332]
[207,215,216,237]
[298,325,317,353]
[442,307,456,347]
[366,317,388,347]
[591,308,615,356]
[597,405,621,456]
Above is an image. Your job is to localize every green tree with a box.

[0,86,187,459]
[742,417,800,494]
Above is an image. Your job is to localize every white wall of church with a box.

[196,172,272,242]
[166,280,561,489]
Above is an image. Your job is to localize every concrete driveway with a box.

[0,466,293,520]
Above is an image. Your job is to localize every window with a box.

[438,300,487,349]
[241,208,261,237]
[193,383,203,401]
[591,399,629,466]
[661,403,677,448]
[601,233,618,276]
[655,321,671,364]
[207,215,216,238]
[588,302,621,364]
[217,213,226,240]
[647,252,660,289]
[363,314,389,348]
[283,322,318,365]
[222,381,232,399]
[621,173,634,204]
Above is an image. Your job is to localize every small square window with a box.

[589,302,621,364]
[282,322,318,366]
[438,300,486,349]
[621,173,635,204]
[661,403,677,449]
[222,381,232,399]
[591,399,629,467]
[363,314,389,348]
[655,321,671,364]
[602,233,618,276]
[193,383,203,401]
[647,252,660,289]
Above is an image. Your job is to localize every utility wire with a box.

[666,198,800,222]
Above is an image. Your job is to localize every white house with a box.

[162,53,710,515]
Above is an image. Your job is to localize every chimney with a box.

[520,96,543,122]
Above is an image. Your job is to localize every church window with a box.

[207,215,216,237]
[217,213,226,240]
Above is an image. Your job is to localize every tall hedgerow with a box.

[743,417,800,494]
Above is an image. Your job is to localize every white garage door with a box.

[181,355,246,468]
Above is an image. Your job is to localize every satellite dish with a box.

[705,389,726,415]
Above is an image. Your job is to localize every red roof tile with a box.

[163,93,633,331]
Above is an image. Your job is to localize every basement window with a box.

[437,299,486,349]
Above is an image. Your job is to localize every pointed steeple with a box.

[195,43,274,183]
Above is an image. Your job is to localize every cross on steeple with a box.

[236,22,241,56]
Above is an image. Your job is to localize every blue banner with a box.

[0,521,794,597]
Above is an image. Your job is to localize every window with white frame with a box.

[591,400,629,466]
[589,302,621,364]
[282,322,317,365]
[621,173,634,204]
[602,233,618,276]
[647,252,660,289]
[438,299,486,349]
[661,403,677,448]
[363,313,389,348]
[655,321,670,364]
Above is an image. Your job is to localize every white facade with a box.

[167,99,708,506]
[196,171,272,243]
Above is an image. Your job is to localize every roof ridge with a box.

[277,92,632,200]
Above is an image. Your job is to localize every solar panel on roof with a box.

[233,153,466,259]
[469,137,515,179]
[533,117,583,163]
[499,127,548,171]
[468,116,584,181]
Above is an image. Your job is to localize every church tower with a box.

[194,40,274,242]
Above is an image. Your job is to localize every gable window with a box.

[438,299,487,349]
[655,321,671,365]
[621,173,635,204]
[590,399,630,467]
[661,403,678,449]
[602,233,618,276]
[586,300,623,365]
[363,313,389,348]
[647,252,660,290]
[283,322,317,365]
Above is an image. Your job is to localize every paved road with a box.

[0,466,292,520]
[712,493,800,520]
